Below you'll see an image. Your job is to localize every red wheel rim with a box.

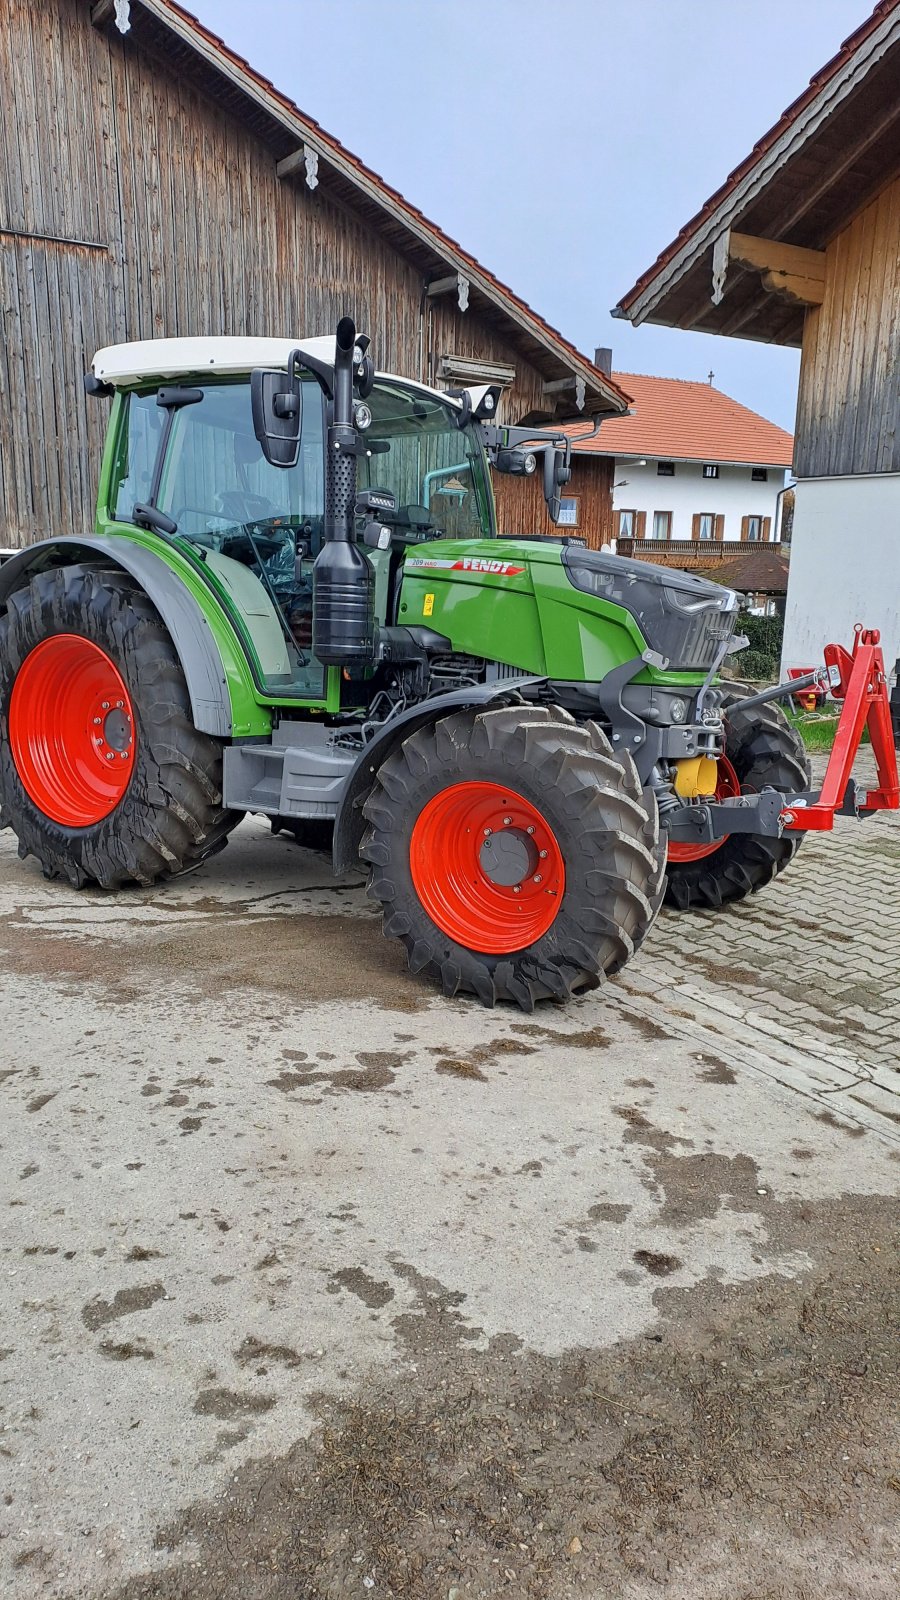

[410,781,565,954]
[667,754,741,863]
[9,634,136,827]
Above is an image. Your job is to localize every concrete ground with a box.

[1,754,897,1599]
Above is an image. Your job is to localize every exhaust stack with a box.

[312,317,375,666]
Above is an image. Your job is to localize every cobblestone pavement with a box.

[626,752,899,1136]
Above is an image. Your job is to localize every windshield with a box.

[357,381,493,540]
[110,376,493,547]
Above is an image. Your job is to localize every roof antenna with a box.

[708,370,715,386]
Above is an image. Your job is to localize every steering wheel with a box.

[221,523,288,563]
[217,489,279,523]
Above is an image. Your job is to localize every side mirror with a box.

[251,349,303,468]
[543,443,572,524]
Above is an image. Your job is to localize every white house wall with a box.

[781,474,900,672]
[610,459,787,540]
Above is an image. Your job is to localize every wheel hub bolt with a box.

[512,884,521,894]
[116,700,123,709]
[93,717,101,726]
[526,825,535,835]
[106,752,114,761]
[503,816,512,826]
[483,827,492,836]
[533,874,543,884]
[102,701,109,710]
[539,849,548,859]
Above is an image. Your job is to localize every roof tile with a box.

[565,373,794,466]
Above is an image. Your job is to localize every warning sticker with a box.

[423,593,435,617]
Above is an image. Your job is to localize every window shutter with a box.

[635,510,646,538]
[762,516,772,542]
[714,514,725,541]
[691,513,701,541]
[740,515,749,541]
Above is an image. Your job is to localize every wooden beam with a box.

[761,269,826,306]
[426,272,470,312]
[275,149,305,179]
[728,231,825,282]
[91,0,131,26]
[275,145,319,189]
[425,274,459,297]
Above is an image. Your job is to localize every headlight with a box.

[670,697,687,724]
[354,402,372,431]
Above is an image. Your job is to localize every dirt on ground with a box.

[89,1190,899,1600]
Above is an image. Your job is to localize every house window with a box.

[618,509,636,537]
[652,510,672,540]
[702,464,719,479]
[697,513,716,540]
[558,496,579,528]
[751,467,768,482]
[746,515,763,541]
[657,461,675,476]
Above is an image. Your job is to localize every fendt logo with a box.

[455,557,525,575]
[407,557,525,577]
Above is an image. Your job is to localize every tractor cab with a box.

[93,336,499,704]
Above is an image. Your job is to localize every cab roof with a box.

[91,335,460,409]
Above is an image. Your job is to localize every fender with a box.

[331,675,546,873]
[0,536,249,739]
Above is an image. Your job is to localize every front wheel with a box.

[361,705,665,1009]
[664,685,811,911]
[0,564,242,887]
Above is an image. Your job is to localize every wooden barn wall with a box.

[0,0,592,547]
[493,454,614,548]
[794,172,900,479]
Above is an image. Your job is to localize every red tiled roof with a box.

[122,0,628,414]
[565,373,794,467]
[616,1,899,315]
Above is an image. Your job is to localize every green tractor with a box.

[0,316,871,1008]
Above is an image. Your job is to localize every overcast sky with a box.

[187,0,865,433]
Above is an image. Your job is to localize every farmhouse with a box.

[559,369,794,612]
[612,0,900,668]
[0,0,625,549]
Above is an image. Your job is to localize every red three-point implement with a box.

[781,626,900,832]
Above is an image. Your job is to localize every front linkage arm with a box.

[664,626,899,847]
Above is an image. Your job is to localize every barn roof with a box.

[564,373,794,468]
[90,0,628,419]
[612,0,900,346]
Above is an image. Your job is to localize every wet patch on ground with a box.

[81,1283,166,1331]
[329,1268,394,1310]
[0,906,426,1014]
[430,1036,538,1081]
[95,1194,899,1600]
[267,1050,412,1096]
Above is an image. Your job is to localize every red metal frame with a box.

[781,627,899,832]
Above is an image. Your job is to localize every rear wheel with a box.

[0,564,242,887]
[361,705,665,1009]
[664,686,811,910]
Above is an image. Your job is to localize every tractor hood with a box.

[562,546,741,671]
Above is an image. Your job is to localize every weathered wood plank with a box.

[795,170,900,478]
